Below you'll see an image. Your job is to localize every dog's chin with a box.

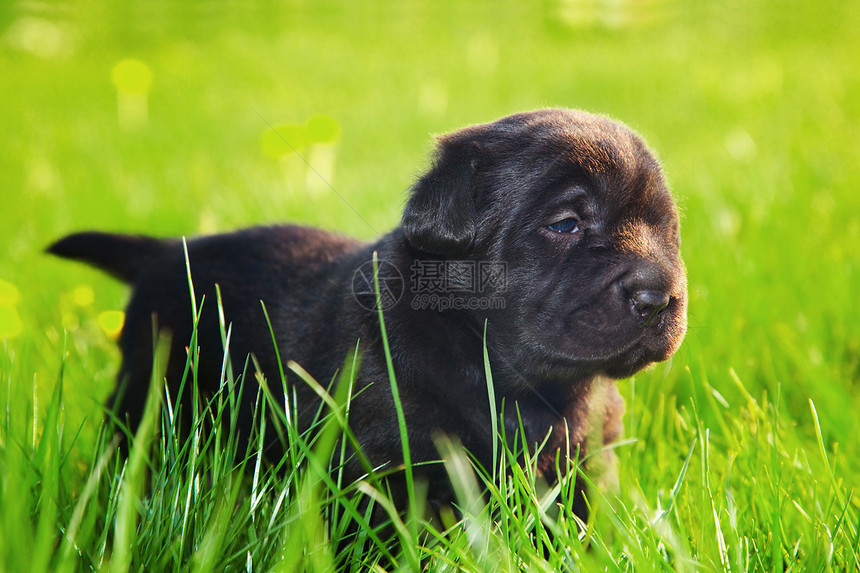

[527,327,682,382]
[601,349,657,379]
[600,329,685,378]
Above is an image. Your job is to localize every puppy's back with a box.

[47,225,365,446]
[47,225,363,283]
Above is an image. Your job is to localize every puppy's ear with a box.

[402,134,482,256]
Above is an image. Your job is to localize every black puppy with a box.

[49,109,687,515]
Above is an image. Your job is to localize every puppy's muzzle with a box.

[621,262,675,327]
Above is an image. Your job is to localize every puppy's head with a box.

[403,109,687,382]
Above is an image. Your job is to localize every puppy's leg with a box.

[571,377,624,520]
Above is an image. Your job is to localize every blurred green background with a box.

[1,0,858,473]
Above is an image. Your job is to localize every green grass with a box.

[2,0,859,570]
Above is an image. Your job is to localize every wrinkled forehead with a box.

[443,110,678,224]
[525,114,675,222]
[485,109,638,172]
[543,114,639,176]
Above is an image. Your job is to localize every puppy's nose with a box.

[630,290,670,324]
[621,263,672,326]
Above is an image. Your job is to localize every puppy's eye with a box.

[547,218,580,234]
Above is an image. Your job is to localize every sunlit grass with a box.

[2,311,857,570]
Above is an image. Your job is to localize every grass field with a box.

[2,0,859,570]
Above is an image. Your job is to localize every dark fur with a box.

[48,109,687,516]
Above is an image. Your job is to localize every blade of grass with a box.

[810,399,856,540]
[481,319,498,482]
[56,435,120,573]
[372,252,418,547]
[653,437,696,524]
[191,477,243,573]
[109,331,171,573]
[356,481,419,569]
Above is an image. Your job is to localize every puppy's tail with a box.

[46,232,170,283]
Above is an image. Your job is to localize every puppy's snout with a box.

[630,290,670,323]
[621,263,673,326]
